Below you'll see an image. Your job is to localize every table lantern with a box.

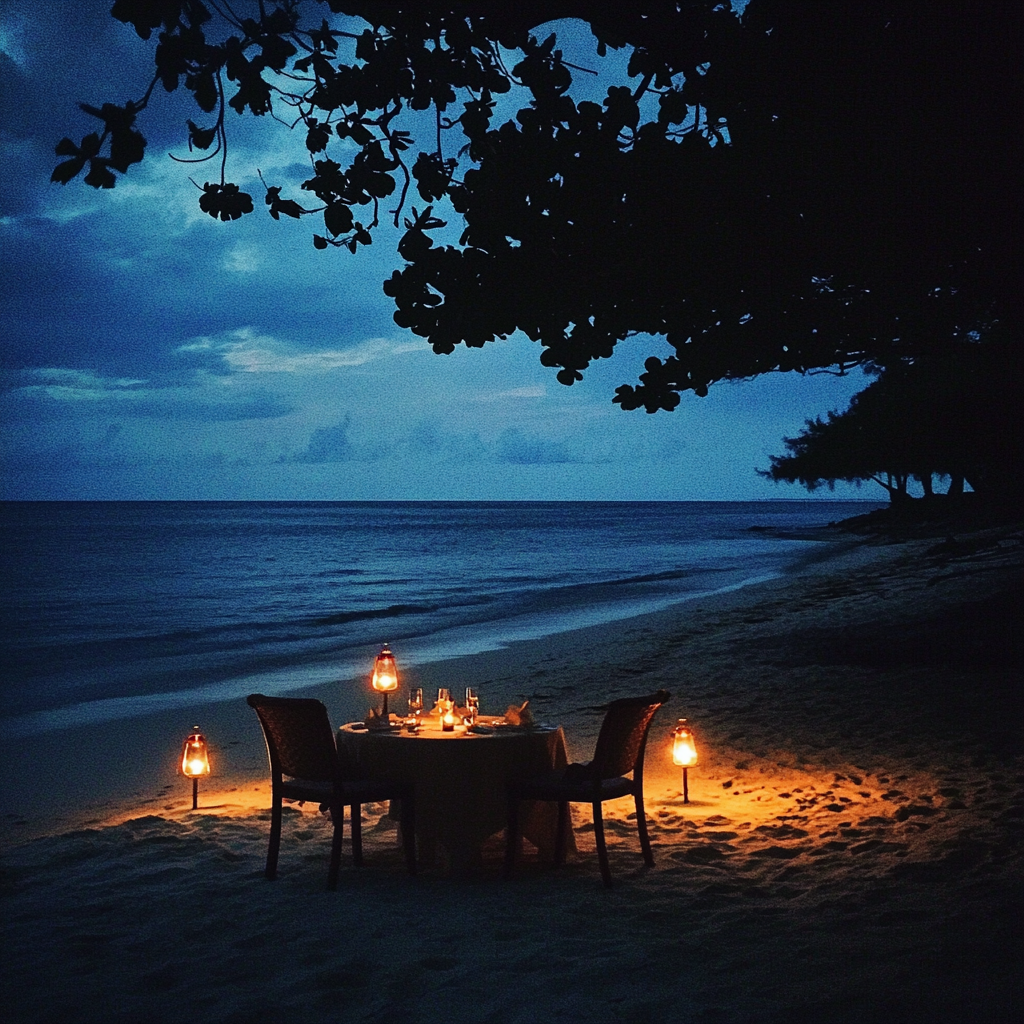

[672,719,698,804]
[180,726,210,810]
[442,707,456,732]
[371,643,399,719]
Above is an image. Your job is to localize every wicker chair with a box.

[504,689,670,887]
[247,694,416,888]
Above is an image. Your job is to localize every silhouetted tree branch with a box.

[54,2,1022,410]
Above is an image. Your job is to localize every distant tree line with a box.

[762,341,1022,504]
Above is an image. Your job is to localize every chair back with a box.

[589,690,670,780]
[247,694,339,782]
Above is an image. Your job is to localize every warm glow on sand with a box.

[92,749,950,875]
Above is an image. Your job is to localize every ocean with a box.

[0,501,877,736]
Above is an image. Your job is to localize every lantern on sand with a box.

[371,644,399,719]
[180,726,210,810]
[672,719,698,804]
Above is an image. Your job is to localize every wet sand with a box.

[2,522,1021,1022]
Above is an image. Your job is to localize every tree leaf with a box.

[83,159,116,189]
[187,120,217,151]
[51,157,86,184]
[324,202,353,235]
[198,181,254,221]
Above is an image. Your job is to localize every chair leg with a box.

[635,790,655,867]
[266,791,283,880]
[350,803,363,866]
[504,793,520,879]
[401,791,417,876]
[328,799,344,890]
[593,801,613,888]
[555,800,569,867]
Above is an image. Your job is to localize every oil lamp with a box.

[672,719,698,804]
[371,643,399,720]
[180,726,210,810]
[442,706,456,732]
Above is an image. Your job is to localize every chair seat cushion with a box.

[514,768,636,803]
[280,777,402,804]
[280,778,334,802]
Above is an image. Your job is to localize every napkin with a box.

[503,700,534,727]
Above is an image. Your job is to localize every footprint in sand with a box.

[754,824,809,839]
[671,845,730,865]
[749,845,805,860]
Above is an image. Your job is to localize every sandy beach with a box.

[2,520,1021,1023]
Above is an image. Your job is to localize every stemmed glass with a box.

[406,688,423,730]
[465,687,479,725]
[437,687,451,709]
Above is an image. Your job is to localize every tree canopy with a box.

[54,2,1022,410]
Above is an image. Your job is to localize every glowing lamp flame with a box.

[371,644,399,693]
[442,707,456,732]
[181,728,211,777]
[672,720,698,767]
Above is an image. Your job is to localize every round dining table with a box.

[337,715,576,871]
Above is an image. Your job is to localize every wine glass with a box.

[403,688,423,731]
[465,687,479,723]
[437,687,451,712]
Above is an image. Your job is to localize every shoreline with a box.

[1,529,880,844]
[2,521,1016,840]
[0,514,858,743]
[0,562,798,741]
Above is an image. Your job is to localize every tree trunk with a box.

[890,473,912,502]
[875,473,912,503]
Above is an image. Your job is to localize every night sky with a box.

[0,2,871,501]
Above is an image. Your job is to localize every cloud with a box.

[495,427,582,465]
[127,396,293,421]
[0,18,28,66]
[475,385,547,401]
[284,418,355,463]
[180,328,426,374]
[25,367,148,393]
[6,366,291,421]
[372,421,588,467]
[222,243,263,274]
[400,420,484,463]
